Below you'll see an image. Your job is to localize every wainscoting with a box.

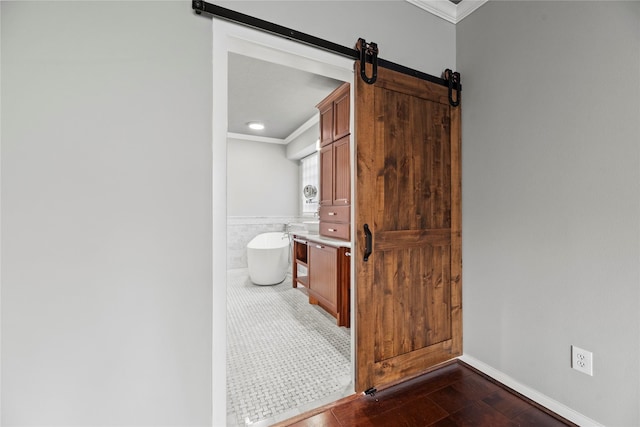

[227,216,305,269]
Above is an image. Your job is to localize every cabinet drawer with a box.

[319,205,350,223]
[320,221,350,241]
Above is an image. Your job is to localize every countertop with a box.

[292,231,352,249]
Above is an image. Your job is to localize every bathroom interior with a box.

[226,53,353,426]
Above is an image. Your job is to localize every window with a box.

[301,152,319,215]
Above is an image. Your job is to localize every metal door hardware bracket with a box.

[443,68,461,107]
[192,1,454,89]
[357,38,379,85]
[363,224,372,262]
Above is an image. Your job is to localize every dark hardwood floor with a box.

[274,361,576,427]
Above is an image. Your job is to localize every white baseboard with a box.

[458,354,604,427]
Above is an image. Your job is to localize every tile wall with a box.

[227,216,307,269]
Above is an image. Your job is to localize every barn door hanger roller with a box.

[357,38,379,85]
[443,69,461,107]
[191,1,460,102]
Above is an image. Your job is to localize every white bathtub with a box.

[247,232,290,285]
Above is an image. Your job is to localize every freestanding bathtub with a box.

[247,232,290,285]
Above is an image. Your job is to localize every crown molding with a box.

[406,0,488,24]
[284,114,319,145]
[228,114,319,145]
[227,133,286,145]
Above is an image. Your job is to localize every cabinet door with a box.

[337,247,351,328]
[333,88,350,141]
[333,136,350,205]
[319,104,334,147]
[319,143,333,206]
[309,243,337,313]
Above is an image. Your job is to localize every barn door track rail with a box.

[192,0,461,104]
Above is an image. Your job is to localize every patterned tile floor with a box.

[227,268,352,426]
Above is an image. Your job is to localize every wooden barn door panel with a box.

[355,63,462,392]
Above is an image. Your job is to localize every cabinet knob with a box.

[328,212,336,216]
[328,228,336,232]
[315,245,323,249]
[345,252,351,257]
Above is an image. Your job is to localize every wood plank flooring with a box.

[274,361,576,427]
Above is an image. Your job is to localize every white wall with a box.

[227,139,299,216]
[457,2,640,426]
[286,124,318,160]
[226,138,302,270]
[1,1,212,425]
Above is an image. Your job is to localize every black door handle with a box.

[363,224,372,262]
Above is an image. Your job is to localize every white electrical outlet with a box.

[571,345,593,376]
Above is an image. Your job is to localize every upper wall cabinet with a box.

[317,82,351,241]
[317,83,350,147]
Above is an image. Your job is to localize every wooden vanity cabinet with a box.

[308,242,350,328]
[309,243,337,313]
[292,234,350,328]
[292,237,309,288]
[317,82,351,241]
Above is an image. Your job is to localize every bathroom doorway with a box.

[214,19,355,427]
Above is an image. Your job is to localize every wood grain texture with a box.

[332,136,351,205]
[320,144,333,206]
[309,244,338,314]
[449,101,463,356]
[332,85,350,141]
[296,237,350,327]
[355,61,462,392]
[316,82,350,147]
[318,84,351,242]
[319,205,350,222]
[355,60,378,393]
[318,104,333,147]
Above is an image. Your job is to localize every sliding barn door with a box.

[354,63,462,392]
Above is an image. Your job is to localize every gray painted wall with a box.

[227,139,299,216]
[216,0,456,78]
[6,0,639,425]
[457,2,640,426]
[1,1,212,425]
[2,1,455,425]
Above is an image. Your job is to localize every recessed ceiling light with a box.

[247,122,265,130]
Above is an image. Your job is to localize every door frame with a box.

[211,19,355,426]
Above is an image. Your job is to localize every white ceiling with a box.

[228,53,343,143]
[227,1,487,145]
